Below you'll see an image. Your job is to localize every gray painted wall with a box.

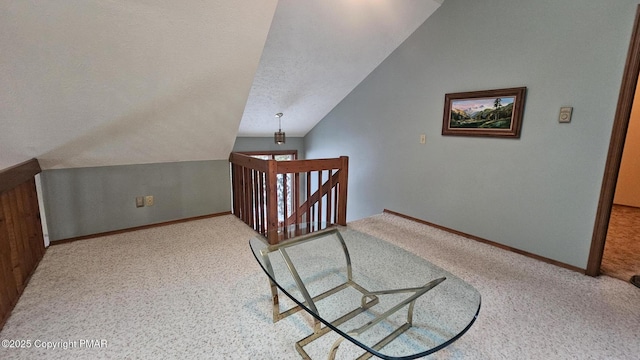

[41,160,231,241]
[41,138,304,241]
[233,137,305,158]
[304,0,637,269]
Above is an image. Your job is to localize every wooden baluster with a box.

[253,171,257,230]
[306,171,311,228]
[245,167,251,226]
[294,172,300,225]
[253,169,258,230]
[242,167,250,224]
[317,170,322,230]
[237,164,243,221]
[257,171,262,233]
[239,166,244,224]
[232,164,239,219]
[259,171,265,235]
[230,163,237,218]
[326,169,333,226]
[333,179,338,224]
[248,168,255,229]
[283,173,288,227]
[236,164,243,221]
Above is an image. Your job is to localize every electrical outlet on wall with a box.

[145,195,154,206]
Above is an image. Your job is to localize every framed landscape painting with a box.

[442,87,527,138]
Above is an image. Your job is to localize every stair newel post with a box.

[266,159,279,244]
[337,156,349,226]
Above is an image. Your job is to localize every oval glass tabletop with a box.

[250,225,481,359]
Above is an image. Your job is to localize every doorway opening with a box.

[587,5,640,279]
[600,82,640,282]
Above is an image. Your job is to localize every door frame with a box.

[587,5,640,276]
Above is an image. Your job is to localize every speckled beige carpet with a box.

[0,214,638,359]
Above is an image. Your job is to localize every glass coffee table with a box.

[250,225,481,359]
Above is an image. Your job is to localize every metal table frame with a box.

[256,227,447,359]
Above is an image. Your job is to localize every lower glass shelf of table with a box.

[249,225,481,359]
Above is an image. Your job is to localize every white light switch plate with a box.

[559,107,573,123]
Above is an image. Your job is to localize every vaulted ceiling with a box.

[1,0,442,170]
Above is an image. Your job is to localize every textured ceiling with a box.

[239,0,442,137]
[1,0,278,169]
[1,0,441,170]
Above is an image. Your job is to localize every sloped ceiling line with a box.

[1,0,441,170]
[239,0,442,137]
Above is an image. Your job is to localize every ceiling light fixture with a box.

[274,112,285,144]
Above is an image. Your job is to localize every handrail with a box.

[229,152,348,244]
[228,152,271,172]
[275,158,344,173]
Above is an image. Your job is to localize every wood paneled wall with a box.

[0,159,45,330]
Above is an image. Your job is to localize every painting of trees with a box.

[442,87,527,138]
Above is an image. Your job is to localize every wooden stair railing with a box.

[284,170,341,226]
[229,153,348,245]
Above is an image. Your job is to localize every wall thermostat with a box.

[559,107,573,123]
